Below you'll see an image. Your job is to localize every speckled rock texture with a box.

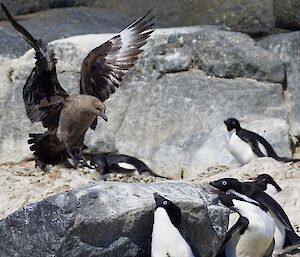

[0,182,228,257]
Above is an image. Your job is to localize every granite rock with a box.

[258,31,300,143]
[0,0,276,36]
[0,182,228,257]
[274,0,300,30]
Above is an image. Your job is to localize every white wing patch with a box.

[117,162,136,170]
[265,184,279,197]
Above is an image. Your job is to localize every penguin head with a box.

[210,178,241,192]
[90,155,108,174]
[253,174,282,192]
[224,118,241,131]
[216,191,244,207]
[217,190,268,212]
[153,193,181,225]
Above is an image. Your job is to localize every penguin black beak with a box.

[153,192,165,206]
[224,120,230,130]
[209,181,216,187]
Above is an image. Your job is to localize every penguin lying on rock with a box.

[151,193,201,257]
[216,191,275,257]
[224,118,300,165]
[90,154,166,178]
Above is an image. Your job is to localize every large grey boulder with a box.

[0,27,291,178]
[0,182,228,257]
[258,31,300,143]
[127,27,285,83]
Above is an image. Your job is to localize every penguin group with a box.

[1,3,300,257]
[210,174,300,257]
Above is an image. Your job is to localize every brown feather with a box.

[79,10,154,102]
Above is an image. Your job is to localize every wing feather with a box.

[80,10,154,102]
[2,4,68,129]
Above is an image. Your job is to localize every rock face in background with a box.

[0,182,228,257]
[0,27,292,178]
[258,32,300,145]
[0,7,132,59]
[274,0,300,30]
[0,0,299,45]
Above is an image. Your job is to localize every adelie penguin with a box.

[210,178,300,256]
[224,118,299,165]
[253,174,282,197]
[89,154,166,178]
[252,174,300,256]
[216,191,275,257]
[151,193,201,257]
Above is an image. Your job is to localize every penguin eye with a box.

[262,178,266,181]
[163,200,168,205]
[222,181,227,186]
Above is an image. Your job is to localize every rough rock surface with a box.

[0,7,132,59]
[0,0,276,35]
[258,31,300,143]
[274,0,300,29]
[0,27,291,178]
[0,158,300,256]
[0,180,228,257]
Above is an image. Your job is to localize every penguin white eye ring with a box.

[163,200,168,205]
[222,181,227,185]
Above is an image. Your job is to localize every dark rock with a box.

[0,0,95,19]
[258,31,300,142]
[180,0,275,35]
[274,0,300,30]
[1,0,276,36]
[0,7,132,58]
[0,182,228,257]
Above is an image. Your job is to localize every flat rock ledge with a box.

[0,182,228,257]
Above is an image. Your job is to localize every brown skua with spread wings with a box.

[1,4,154,169]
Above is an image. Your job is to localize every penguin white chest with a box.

[236,210,275,257]
[151,208,195,257]
[226,131,266,165]
[264,184,279,197]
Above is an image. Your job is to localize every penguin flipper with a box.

[236,130,265,157]
[263,238,275,257]
[282,229,300,254]
[216,216,249,257]
[255,192,294,232]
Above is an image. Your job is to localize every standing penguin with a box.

[210,178,294,232]
[151,193,200,257]
[216,191,275,257]
[252,174,300,255]
[224,118,297,165]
